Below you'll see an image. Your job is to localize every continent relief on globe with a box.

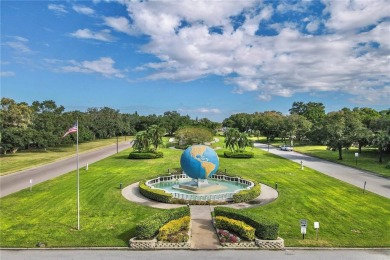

[190,146,216,178]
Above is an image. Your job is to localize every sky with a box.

[1,0,389,122]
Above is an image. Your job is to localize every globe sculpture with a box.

[180,145,219,179]
[177,145,223,193]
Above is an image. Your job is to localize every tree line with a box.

[0,97,220,154]
[222,102,390,162]
[1,98,389,162]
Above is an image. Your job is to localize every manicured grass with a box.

[293,145,390,178]
[0,137,130,176]
[0,138,389,247]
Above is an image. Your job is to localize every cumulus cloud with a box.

[111,0,390,104]
[57,57,125,78]
[70,28,114,42]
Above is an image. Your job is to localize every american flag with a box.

[63,122,78,138]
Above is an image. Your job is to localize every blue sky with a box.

[1,0,389,122]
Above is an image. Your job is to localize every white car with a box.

[280,145,293,151]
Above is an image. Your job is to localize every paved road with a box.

[0,142,133,198]
[254,143,390,199]
[1,249,389,260]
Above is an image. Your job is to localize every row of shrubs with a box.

[215,216,255,241]
[128,151,164,159]
[232,182,261,203]
[157,216,190,242]
[139,181,173,203]
[224,151,254,158]
[135,206,190,239]
[214,207,279,240]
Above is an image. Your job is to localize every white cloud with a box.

[322,0,390,32]
[3,36,32,53]
[179,107,221,114]
[104,17,138,35]
[111,1,390,105]
[57,57,125,78]
[70,29,114,42]
[48,4,67,14]
[73,5,95,15]
[0,71,15,77]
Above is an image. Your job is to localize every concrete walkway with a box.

[0,141,133,198]
[254,143,390,199]
[190,206,220,249]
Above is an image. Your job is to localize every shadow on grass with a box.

[118,227,136,245]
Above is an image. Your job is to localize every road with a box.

[254,143,390,199]
[0,142,133,198]
[1,249,389,260]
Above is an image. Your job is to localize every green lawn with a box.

[0,138,389,247]
[255,137,390,178]
[0,137,130,176]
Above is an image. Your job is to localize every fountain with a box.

[145,145,254,202]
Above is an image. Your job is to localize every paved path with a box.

[0,142,133,198]
[190,205,220,249]
[254,143,390,199]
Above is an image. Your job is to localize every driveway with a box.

[0,142,133,198]
[254,143,390,199]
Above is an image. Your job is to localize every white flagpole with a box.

[77,119,80,230]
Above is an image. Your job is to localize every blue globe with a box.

[180,145,219,179]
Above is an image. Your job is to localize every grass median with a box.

[0,140,389,247]
[0,137,130,176]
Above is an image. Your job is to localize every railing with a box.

[145,174,254,201]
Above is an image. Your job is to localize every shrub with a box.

[157,216,190,241]
[386,162,390,169]
[224,151,254,158]
[214,207,279,240]
[135,206,190,239]
[128,151,163,159]
[233,182,261,203]
[215,216,255,241]
[139,181,172,203]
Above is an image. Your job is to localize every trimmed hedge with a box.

[232,182,261,203]
[214,207,279,240]
[135,206,190,239]
[215,216,255,241]
[224,151,254,158]
[157,216,190,241]
[128,151,163,159]
[139,181,173,203]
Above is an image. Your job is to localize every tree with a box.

[175,127,214,146]
[372,131,390,163]
[132,131,150,152]
[289,101,325,124]
[224,128,252,152]
[1,98,33,128]
[283,114,312,146]
[147,125,165,150]
[321,111,363,160]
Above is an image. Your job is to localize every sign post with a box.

[314,222,320,240]
[355,152,359,166]
[300,219,307,239]
[29,179,33,192]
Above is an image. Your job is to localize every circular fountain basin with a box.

[146,174,254,201]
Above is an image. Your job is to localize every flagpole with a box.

[77,119,80,230]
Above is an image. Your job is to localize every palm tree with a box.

[224,128,240,152]
[237,132,252,151]
[147,125,165,150]
[133,131,150,152]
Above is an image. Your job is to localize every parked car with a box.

[280,145,293,151]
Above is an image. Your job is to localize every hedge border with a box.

[214,207,279,240]
[135,206,190,239]
[224,151,254,158]
[232,182,261,203]
[129,151,164,159]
